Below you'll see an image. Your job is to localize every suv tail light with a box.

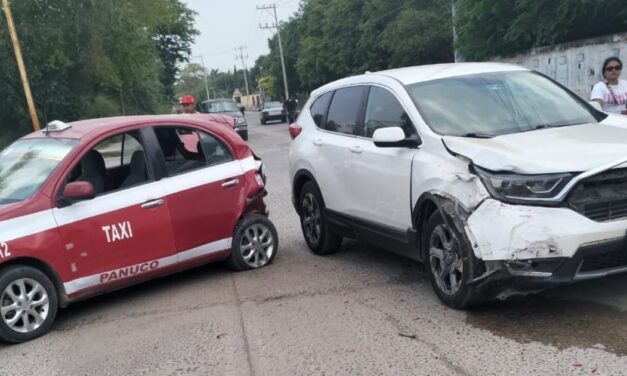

[288,123,302,139]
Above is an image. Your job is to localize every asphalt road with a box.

[1,113,627,375]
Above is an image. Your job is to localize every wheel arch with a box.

[292,169,319,216]
[413,192,475,262]
[0,257,69,307]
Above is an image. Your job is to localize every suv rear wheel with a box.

[299,181,342,255]
[424,210,482,309]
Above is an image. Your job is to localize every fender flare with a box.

[292,169,319,215]
[412,192,477,261]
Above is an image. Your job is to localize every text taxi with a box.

[0,115,277,343]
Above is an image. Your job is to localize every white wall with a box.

[496,33,627,99]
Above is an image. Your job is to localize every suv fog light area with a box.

[504,259,564,277]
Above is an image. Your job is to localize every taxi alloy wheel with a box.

[0,266,58,343]
[228,214,278,271]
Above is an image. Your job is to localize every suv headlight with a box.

[235,116,246,125]
[475,166,573,204]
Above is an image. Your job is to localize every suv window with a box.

[310,91,333,128]
[154,126,232,175]
[324,86,365,135]
[363,86,416,138]
[67,131,149,195]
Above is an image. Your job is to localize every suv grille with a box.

[580,249,627,272]
[568,168,627,222]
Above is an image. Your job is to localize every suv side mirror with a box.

[60,181,95,206]
[372,127,420,148]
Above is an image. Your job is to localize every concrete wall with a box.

[495,33,627,99]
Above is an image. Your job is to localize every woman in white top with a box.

[590,57,627,115]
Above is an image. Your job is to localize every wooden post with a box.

[2,0,40,131]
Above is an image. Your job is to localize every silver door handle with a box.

[222,179,240,187]
[350,146,363,154]
[313,139,323,146]
[141,199,164,209]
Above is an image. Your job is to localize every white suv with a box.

[288,62,627,308]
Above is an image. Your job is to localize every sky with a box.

[182,0,302,72]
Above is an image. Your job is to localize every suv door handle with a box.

[222,178,240,188]
[313,139,323,147]
[350,146,363,154]
[141,199,164,209]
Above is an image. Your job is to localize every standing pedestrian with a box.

[590,57,627,115]
[180,95,198,114]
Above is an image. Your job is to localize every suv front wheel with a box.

[424,210,483,309]
[299,181,342,255]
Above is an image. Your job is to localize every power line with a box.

[235,46,250,97]
[257,3,290,99]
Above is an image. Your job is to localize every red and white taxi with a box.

[0,114,277,343]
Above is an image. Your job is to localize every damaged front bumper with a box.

[465,199,627,291]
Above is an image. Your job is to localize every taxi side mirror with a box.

[59,181,95,207]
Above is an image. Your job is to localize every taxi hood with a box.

[442,123,627,174]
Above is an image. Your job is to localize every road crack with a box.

[231,274,256,376]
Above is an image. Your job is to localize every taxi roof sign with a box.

[44,120,71,134]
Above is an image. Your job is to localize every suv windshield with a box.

[0,138,77,205]
[407,71,599,137]
[203,100,239,113]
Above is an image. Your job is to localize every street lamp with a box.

[193,55,210,101]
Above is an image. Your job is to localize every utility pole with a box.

[194,55,210,100]
[452,0,464,62]
[2,0,40,131]
[235,46,250,97]
[257,3,289,100]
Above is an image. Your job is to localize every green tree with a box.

[0,0,197,147]
[456,0,627,60]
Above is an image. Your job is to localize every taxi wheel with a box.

[228,214,278,271]
[0,266,58,343]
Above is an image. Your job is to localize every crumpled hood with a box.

[442,123,627,174]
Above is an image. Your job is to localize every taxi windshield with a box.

[0,138,77,205]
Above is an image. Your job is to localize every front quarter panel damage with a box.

[466,200,574,261]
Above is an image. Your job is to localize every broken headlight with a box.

[475,167,573,204]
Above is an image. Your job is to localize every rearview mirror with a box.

[372,127,420,148]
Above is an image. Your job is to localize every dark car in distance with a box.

[199,99,248,140]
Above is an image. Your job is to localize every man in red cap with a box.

[180,95,198,114]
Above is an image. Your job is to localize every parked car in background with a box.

[289,62,627,309]
[0,114,276,343]
[199,99,248,140]
[259,101,286,124]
